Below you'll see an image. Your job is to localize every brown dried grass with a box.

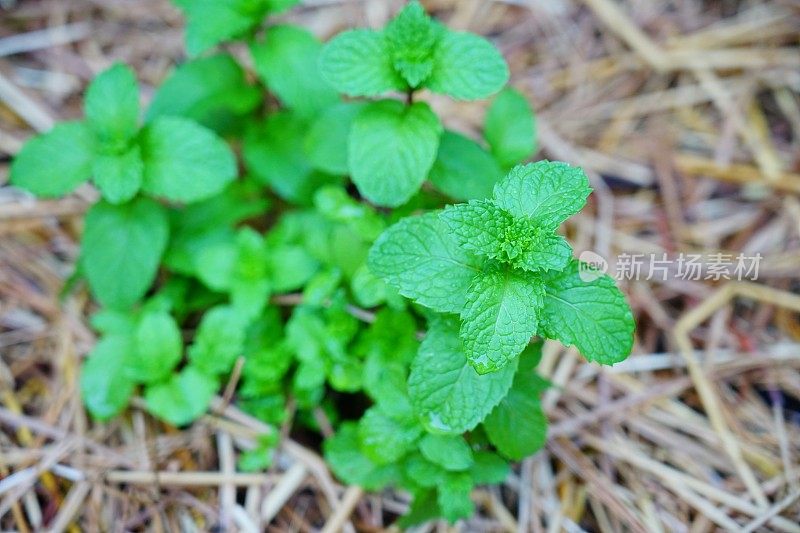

[1,0,799,531]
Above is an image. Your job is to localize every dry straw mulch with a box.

[1,0,800,531]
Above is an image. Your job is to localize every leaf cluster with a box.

[9,1,634,526]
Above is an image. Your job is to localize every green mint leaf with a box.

[268,245,319,293]
[188,305,248,375]
[470,451,510,484]
[195,240,236,292]
[515,233,572,272]
[405,454,445,488]
[540,259,635,365]
[164,182,268,276]
[440,200,573,272]
[180,181,268,229]
[303,268,343,306]
[140,116,237,204]
[384,1,442,87]
[328,224,372,278]
[408,316,517,434]
[90,309,137,336]
[349,100,442,207]
[123,310,183,384]
[242,342,293,390]
[10,122,94,197]
[292,358,326,408]
[172,0,269,55]
[320,29,404,96]
[243,112,309,201]
[460,268,544,374]
[484,347,548,459]
[305,102,365,175]
[80,335,134,420]
[286,304,360,395]
[493,161,591,229]
[425,31,508,100]
[145,366,218,426]
[240,433,279,472]
[358,309,418,418]
[324,422,401,490]
[368,212,484,314]
[244,112,342,205]
[238,392,286,426]
[439,200,513,258]
[251,25,338,119]
[350,263,387,308]
[485,88,536,167]
[365,360,409,409]
[329,357,363,393]
[314,185,385,240]
[357,406,422,465]
[230,228,271,319]
[398,490,441,528]
[91,144,143,204]
[438,472,475,524]
[429,130,503,201]
[84,63,139,151]
[81,198,169,309]
[419,434,473,471]
[146,54,260,134]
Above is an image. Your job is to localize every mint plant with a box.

[11,63,236,309]
[319,0,509,206]
[371,161,634,374]
[8,0,635,527]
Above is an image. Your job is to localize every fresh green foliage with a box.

[10,122,95,198]
[371,160,634,374]
[85,64,140,153]
[419,434,474,471]
[460,267,544,373]
[172,0,299,55]
[12,1,635,527]
[428,130,503,201]
[348,100,442,206]
[126,310,183,384]
[425,31,509,100]
[188,305,248,374]
[81,198,169,309]
[304,102,365,175]
[320,0,510,206]
[12,63,236,205]
[368,212,484,314]
[80,335,135,420]
[408,316,517,434]
[145,366,218,426]
[244,112,343,204]
[539,260,636,365]
[484,88,537,168]
[146,54,261,133]
[139,116,237,203]
[251,25,338,119]
[484,346,549,459]
[321,1,507,99]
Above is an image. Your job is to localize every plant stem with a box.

[406,88,414,105]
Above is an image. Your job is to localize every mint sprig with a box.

[320,1,507,99]
[370,160,635,373]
